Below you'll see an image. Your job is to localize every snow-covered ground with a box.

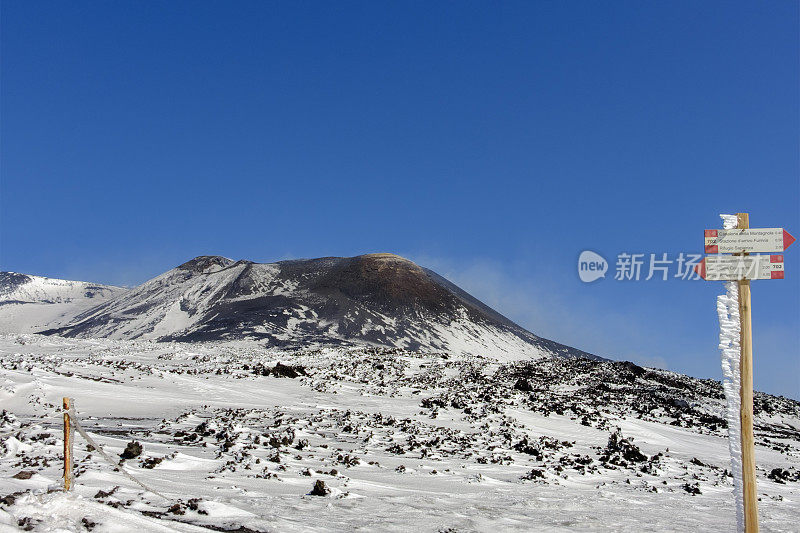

[1,334,798,532]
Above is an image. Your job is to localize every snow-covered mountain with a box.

[38,254,595,360]
[0,272,127,334]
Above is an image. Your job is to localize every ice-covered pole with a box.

[716,213,758,532]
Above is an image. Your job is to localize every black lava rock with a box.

[309,479,330,496]
[120,441,143,460]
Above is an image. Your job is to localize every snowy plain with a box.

[0,334,798,532]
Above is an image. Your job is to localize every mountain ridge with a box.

[5,254,599,361]
[0,271,127,334]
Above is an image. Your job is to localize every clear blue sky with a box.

[2,1,798,397]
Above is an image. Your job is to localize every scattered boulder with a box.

[620,361,646,378]
[672,398,690,410]
[256,362,308,379]
[682,482,702,495]
[309,479,330,496]
[187,498,208,515]
[94,487,119,499]
[141,456,164,469]
[599,431,648,467]
[513,379,533,392]
[17,517,36,531]
[520,468,546,481]
[767,468,799,484]
[120,441,143,460]
[0,491,25,507]
[12,471,35,480]
[513,438,542,460]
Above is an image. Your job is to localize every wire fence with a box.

[62,398,171,501]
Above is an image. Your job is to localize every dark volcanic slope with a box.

[43,253,597,360]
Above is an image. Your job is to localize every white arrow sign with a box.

[704,228,795,254]
[695,255,785,281]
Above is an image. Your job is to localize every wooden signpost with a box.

[735,213,757,533]
[63,397,72,491]
[705,227,795,254]
[696,213,796,533]
[695,255,785,281]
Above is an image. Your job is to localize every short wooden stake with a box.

[736,212,758,532]
[63,397,72,491]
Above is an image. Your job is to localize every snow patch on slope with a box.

[0,273,126,334]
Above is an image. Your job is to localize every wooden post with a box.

[63,397,72,491]
[736,212,758,532]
